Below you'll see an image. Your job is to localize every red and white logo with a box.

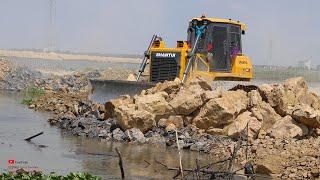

[8,159,15,164]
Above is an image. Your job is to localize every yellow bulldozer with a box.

[90,16,253,102]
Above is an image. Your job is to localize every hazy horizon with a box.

[0,0,319,66]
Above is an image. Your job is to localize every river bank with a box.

[1,57,320,179]
[32,77,320,179]
[0,91,214,179]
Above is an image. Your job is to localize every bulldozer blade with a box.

[89,79,154,103]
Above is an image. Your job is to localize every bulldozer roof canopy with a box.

[191,17,247,30]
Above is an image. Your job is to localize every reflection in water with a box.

[62,136,211,179]
[0,91,82,174]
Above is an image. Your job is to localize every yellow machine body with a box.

[149,41,252,82]
[148,17,253,82]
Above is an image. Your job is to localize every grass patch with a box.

[20,87,46,105]
[0,171,101,180]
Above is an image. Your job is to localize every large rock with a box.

[249,90,282,131]
[112,128,126,141]
[268,85,297,116]
[157,115,184,129]
[135,91,173,120]
[298,91,320,110]
[251,101,281,131]
[255,154,286,175]
[258,84,275,104]
[223,111,261,138]
[283,77,308,95]
[113,103,156,133]
[185,77,212,91]
[125,128,146,143]
[193,90,249,130]
[248,90,263,107]
[259,77,312,116]
[269,115,309,139]
[165,123,177,132]
[105,95,133,119]
[201,90,222,102]
[246,90,280,133]
[292,104,320,128]
[169,85,204,115]
[146,78,181,95]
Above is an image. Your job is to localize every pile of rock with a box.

[103,77,320,178]
[30,90,114,139]
[0,59,43,90]
[0,58,12,81]
[37,70,100,93]
[106,77,320,139]
[36,84,234,152]
[31,91,105,120]
[29,75,319,178]
[0,58,101,92]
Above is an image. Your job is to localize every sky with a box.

[0,0,319,66]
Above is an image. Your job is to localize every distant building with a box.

[317,65,320,71]
[42,48,49,53]
[298,60,311,70]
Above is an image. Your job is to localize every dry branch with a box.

[24,132,44,141]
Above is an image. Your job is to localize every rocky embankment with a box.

[0,58,319,179]
[0,58,133,91]
[0,58,101,91]
[34,76,320,179]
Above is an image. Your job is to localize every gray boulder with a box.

[112,128,126,141]
[125,128,146,144]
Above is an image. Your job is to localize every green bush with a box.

[0,171,101,180]
[20,98,33,105]
[20,87,46,105]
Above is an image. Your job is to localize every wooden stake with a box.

[115,148,125,179]
[195,158,200,180]
[175,129,184,179]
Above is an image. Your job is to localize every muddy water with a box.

[0,91,214,179]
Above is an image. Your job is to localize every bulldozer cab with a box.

[187,18,246,72]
